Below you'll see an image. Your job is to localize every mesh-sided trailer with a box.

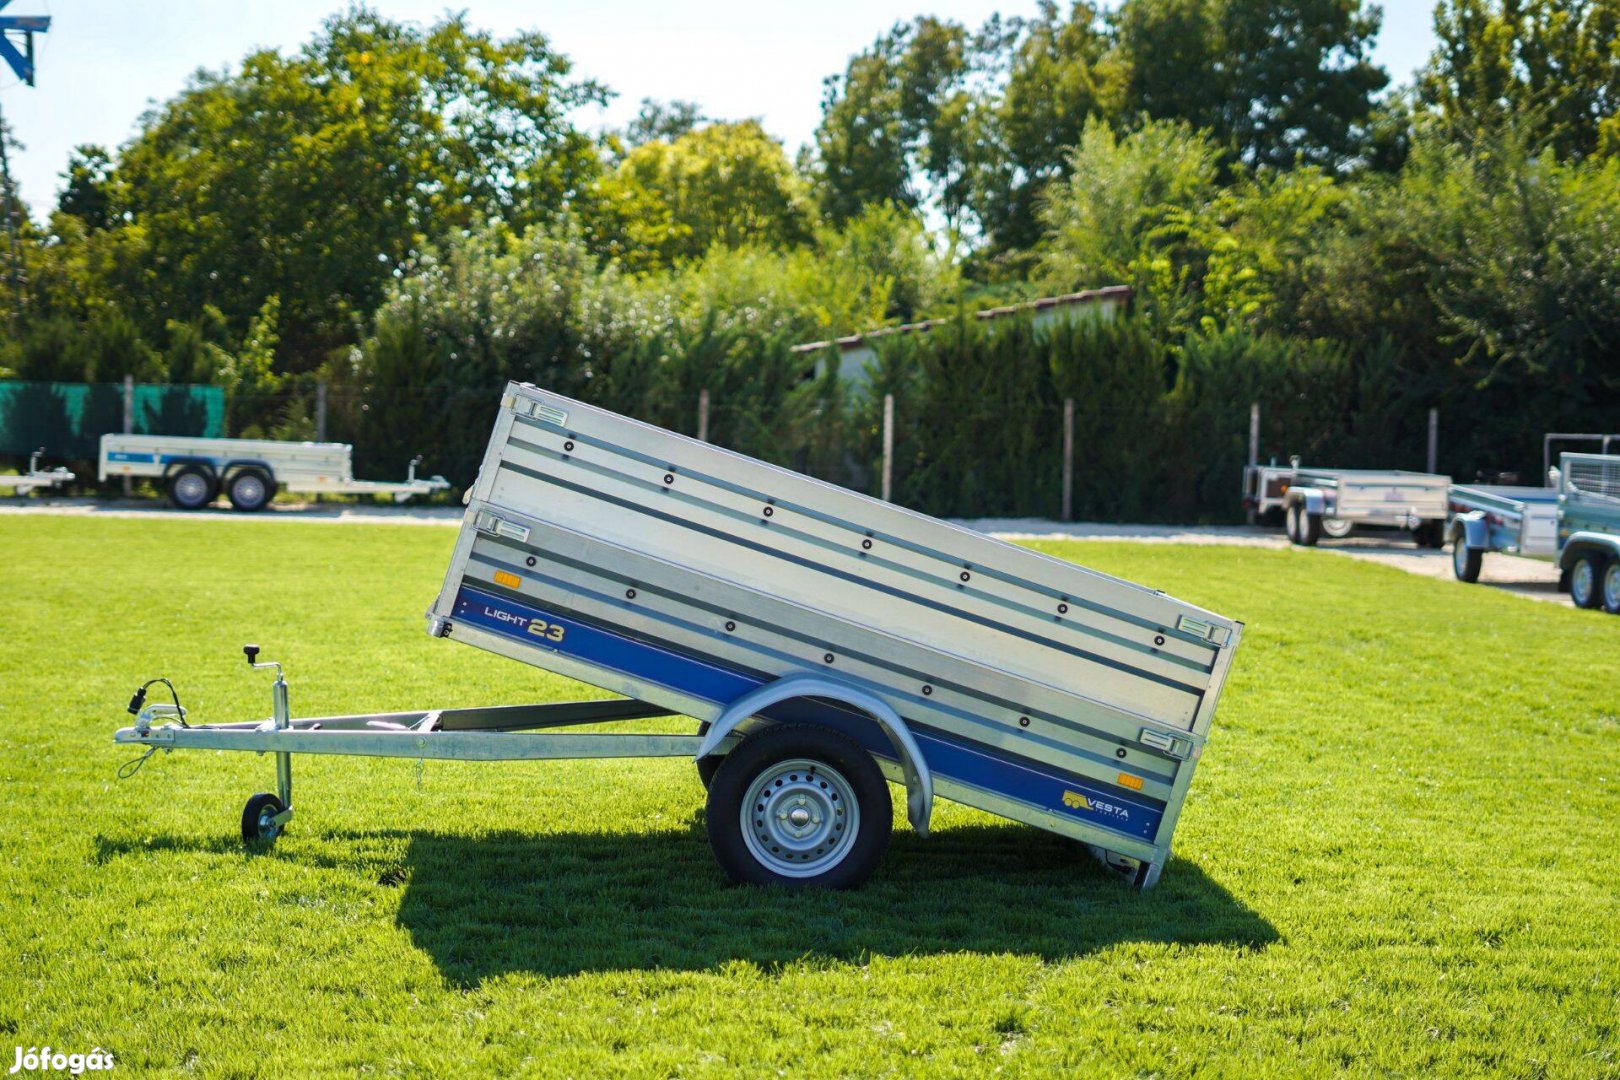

[115,384,1244,890]
[1558,452,1620,614]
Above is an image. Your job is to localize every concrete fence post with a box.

[1247,402,1261,525]
[1061,398,1075,522]
[697,388,710,444]
[122,374,134,497]
[1427,407,1439,474]
[881,393,894,503]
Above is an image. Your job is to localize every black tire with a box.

[706,723,891,889]
[1414,520,1445,549]
[1452,540,1482,583]
[167,466,216,510]
[241,792,286,843]
[694,720,721,790]
[1570,553,1606,610]
[227,469,274,512]
[1603,560,1620,616]
[1298,509,1322,547]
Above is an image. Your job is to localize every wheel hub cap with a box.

[741,757,859,878]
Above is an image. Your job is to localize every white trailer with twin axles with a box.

[114,383,1245,891]
[98,433,448,511]
[1266,465,1452,547]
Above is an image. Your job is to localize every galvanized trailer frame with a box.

[1271,466,1452,547]
[98,433,449,511]
[0,448,74,495]
[1445,484,1560,582]
[116,383,1244,890]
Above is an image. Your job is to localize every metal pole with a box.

[881,393,894,503]
[1427,407,1439,474]
[122,375,135,497]
[1248,403,1260,467]
[697,388,710,443]
[1061,398,1074,522]
[315,380,328,442]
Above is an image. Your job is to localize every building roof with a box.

[789,285,1132,355]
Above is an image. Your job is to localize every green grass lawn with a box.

[1,517,1617,1077]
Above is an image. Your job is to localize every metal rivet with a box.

[663,473,674,485]
[563,440,575,452]
[525,556,536,567]
[625,588,637,600]
[922,685,933,696]
[725,621,736,632]
[1154,634,1165,646]
[1116,748,1127,759]
[1057,603,1069,615]
[861,539,873,550]
[1018,716,1030,728]
[763,506,774,517]
[823,653,835,664]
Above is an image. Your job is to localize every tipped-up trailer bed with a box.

[1254,465,1452,547]
[98,433,448,511]
[0,448,74,495]
[115,383,1245,891]
[1445,484,1560,582]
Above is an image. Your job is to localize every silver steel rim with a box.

[741,757,858,878]
[1604,565,1620,610]
[175,473,209,505]
[234,476,265,505]
[1323,518,1352,538]
[257,806,280,840]
[1286,506,1299,543]
[1573,563,1594,604]
[1454,543,1468,574]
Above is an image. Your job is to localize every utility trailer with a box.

[1555,452,1620,614]
[99,433,449,511]
[114,383,1244,890]
[1274,466,1451,547]
[1240,463,1294,524]
[1445,484,1560,582]
[0,448,74,495]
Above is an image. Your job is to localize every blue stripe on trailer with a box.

[452,585,1165,841]
[106,451,158,464]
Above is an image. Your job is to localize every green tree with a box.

[56,146,114,231]
[1422,0,1620,159]
[592,121,815,271]
[89,6,607,370]
[810,17,978,233]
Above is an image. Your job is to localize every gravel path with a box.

[2,498,1571,606]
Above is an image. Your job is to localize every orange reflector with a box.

[493,570,521,588]
[1117,772,1144,791]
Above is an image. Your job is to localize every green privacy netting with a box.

[0,381,225,459]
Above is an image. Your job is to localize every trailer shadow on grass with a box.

[385,820,1276,985]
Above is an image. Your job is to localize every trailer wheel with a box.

[1413,521,1445,549]
[167,466,216,510]
[1284,504,1302,544]
[1602,561,1620,615]
[706,724,890,889]
[1452,542,1482,583]
[1296,509,1322,546]
[241,793,286,843]
[227,469,274,512]
[1570,554,1605,609]
[1321,517,1353,539]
